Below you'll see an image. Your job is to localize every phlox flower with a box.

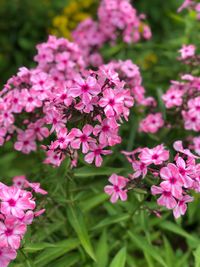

[21,89,42,113]
[160,163,183,199]
[93,118,121,146]
[0,186,35,218]
[179,44,196,59]
[99,88,124,117]
[151,184,177,209]
[173,140,200,159]
[131,161,148,179]
[176,157,194,188]
[27,119,49,141]
[0,247,17,267]
[0,218,26,250]
[52,128,74,150]
[84,144,112,167]
[104,174,129,203]
[71,125,95,153]
[70,76,101,104]
[193,136,200,155]
[139,144,169,166]
[14,131,37,154]
[162,88,183,108]
[139,113,164,134]
[173,195,193,219]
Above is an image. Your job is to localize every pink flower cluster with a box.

[34,35,85,81]
[0,176,46,267]
[105,141,200,219]
[104,60,156,106]
[0,50,137,167]
[72,0,151,66]
[162,68,200,133]
[139,113,164,134]
[178,0,200,19]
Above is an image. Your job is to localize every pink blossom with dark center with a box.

[104,174,129,203]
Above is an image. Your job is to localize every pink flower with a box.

[176,157,194,188]
[139,145,169,166]
[179,44,196,60]
[173,195,193,219]
[162,88,183,108]
[178,0,193,12]
[93,118,121,146]
[99,89,124,117]
[44,150,65,167]
[104,174,128,203]
[84,144,112,167]
[14,131,37,154]
[70,76,101,104]
[193,136,200,155]
[151,184,177,209]
[0,186,35,218]
[131,161,148,179]
[71,125,95,153]
[27,119,49,141]
[160,163,183,198]
[0,219,26,249]
[52,128,74,150]
[0,247,17,267]
[173,140,200,159]
[21,89,42,112]
[139,113,164,133]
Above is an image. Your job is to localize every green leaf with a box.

[92,214,130,230]
[128,231,168,267]
[159,221,199,245]
[109,247,126,267]
[93,230,109,267]
[48,253,80,267]
[67,204,96,261]
[74,166,123,177]
[163,236,174,267]
[34,239,79,267]
[194,245,200,267]
[80,194,108,213]
[23,242,55,253]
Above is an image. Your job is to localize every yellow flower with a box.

[50,0,97,39]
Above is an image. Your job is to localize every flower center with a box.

[108,99,115,106]
[114,185,120,192]
[152,154,158,160]
[179,168,185,175]
[170,177,176,184]
[28,97,33,102]
[94,148,102,155]
[8,199,16,207]
[24,140,29,145]
[5,228,13,236]
[80,134,87,142]
[82,84,89,92]
[102,125,109,132]
[163,191,171,197]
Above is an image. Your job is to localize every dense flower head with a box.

[34,35,85,81]
[0,53,136,168]
[0,176,46,266]
[163,75,200,133]
[107,141,200,219]
[103,60,156,106]
[72,0,151,66]
[139,113,164,134]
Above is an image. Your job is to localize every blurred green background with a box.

[1,0,200,266]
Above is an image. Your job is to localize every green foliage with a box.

[2,0,200,266]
